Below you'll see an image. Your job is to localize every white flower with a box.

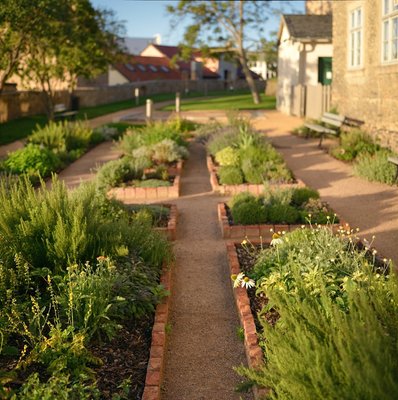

[270,233,283,246]
[241,276,255,289]
[233,272,245,288]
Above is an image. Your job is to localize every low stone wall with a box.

[0,91,69,123]
[0,79,266,123]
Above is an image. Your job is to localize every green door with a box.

[318,57,332,85]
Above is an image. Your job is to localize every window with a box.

[125,63,135,72]
[137,64,146,72]
[149,65,157,72]
[349,7,363,68]
[160,66,169,72]
[382,0,398,62]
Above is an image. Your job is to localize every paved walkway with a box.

[162,142,252,400]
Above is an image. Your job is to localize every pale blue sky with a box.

[91,0,305,45]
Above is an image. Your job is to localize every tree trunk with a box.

[239,55,260,104]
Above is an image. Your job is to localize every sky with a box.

[91,0,305,45]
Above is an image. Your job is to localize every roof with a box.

[280,14,332,42]
[151,44,180,59]
[114,55,181,82]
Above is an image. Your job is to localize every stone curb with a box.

[218,203,345,240]
[207,156,305,195]
[141,263,173,400]
[154,204,178,241]
[108,160,183,202]
[226,242,268,400]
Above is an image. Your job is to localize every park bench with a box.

[388,156,398,183]
[54,100,78,121]
[305,112,346,148]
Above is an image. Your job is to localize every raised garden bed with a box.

[108,160,183,202]
[218,202,345,239]
[142,263,172,400]
[207,156,305,195]
[226,241,267,400]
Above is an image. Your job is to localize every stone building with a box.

[332,0,398,148]
[306,0,332,15]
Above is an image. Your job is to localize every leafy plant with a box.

[214,146,240,166]
[152,139,189,164]
[231,198,267,225]
[3,144,62,180]
[218,165,244,185]
[353,149,397,185]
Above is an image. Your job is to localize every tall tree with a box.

[168,0,280,104]
[0,0,125,119]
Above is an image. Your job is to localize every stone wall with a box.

[332,0,398,151]
[0,91,70,123]
[0,79,266,122]
[305,0,332,15]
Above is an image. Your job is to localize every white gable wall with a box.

[109,67,129,86]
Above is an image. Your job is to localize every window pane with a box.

[393,18,398,59]
[351,33,355,65]
[384,20,390,61]
[385,0,390,15]
[351,11,355,28]
[356,31,361,65]
[357,9,362,27]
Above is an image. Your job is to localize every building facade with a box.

[332,0,398,146]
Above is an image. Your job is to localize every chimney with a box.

[305,0,332,15]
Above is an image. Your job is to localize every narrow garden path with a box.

[162,141,252,400]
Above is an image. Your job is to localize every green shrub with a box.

[300,198,337,224]
[215,146,240,166]
[238,227,398,400]
[152,139,189,164]
[268,203,299,224]
[218,165,244,185]
[228,191,257,209]
[291,187,319,207]
[118,120,188,154]
[206,128,241,155]
[231,199,267,225]
[241,159,264,184]
[3,144,62,179]
[330,130,379,162]
[96,157,143,189]
[353,149,396,185]
[29,120,95,153]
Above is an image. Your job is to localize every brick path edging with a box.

[218,203,345,240]
[108,160,183,202]
[141,263,172,400]
[207,156,305,195]
[226,242,268,400]
[154,204,178,241]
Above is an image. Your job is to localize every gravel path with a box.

[162,141,252,400]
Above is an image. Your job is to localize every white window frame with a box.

[382,0,398,64]
[348,6,363,69]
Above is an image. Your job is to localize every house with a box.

[140,44,222,80]
[122,35,161,55]
[332,0,398,147]
[277,13,333,115]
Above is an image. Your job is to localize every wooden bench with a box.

[54,103,78,121]
[305,112,346,148]
[388,156,398,182]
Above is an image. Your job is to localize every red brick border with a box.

[207,156,305,195]
[154,204,178,241]
[108,160,183,202]
[226,242,268,399]
[218,203,345,240]
[141,263,172,400]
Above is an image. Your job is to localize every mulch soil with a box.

[90,315,154,399]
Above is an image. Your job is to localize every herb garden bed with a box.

[107,160,183,201]
[218,203,344,239]
[207,156,304,195]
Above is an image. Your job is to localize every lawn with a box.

[162,92,276,111]
[0,89,250,146]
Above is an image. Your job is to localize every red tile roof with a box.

[114,55,181,82]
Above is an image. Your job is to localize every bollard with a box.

[175,92,181,113]
[146,99,153,123]
[134,87,140,106]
